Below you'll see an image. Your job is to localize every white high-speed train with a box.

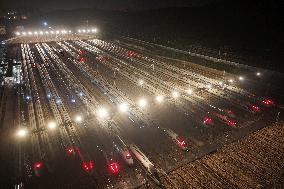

[129,144,160,185]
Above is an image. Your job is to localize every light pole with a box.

[276,111,281,123]
[151,64,154,71]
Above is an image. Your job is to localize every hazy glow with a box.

[119,103,128,113]
[156,95,164,103]
[48,121,57,130]
[187,89,193,95]
[206,84,212,89]
[138,80,144,85]
[75,115,83,123]
[17,128,27,137]
[138,98,147,108]
[97,108,108,118]
[172,91,179,98]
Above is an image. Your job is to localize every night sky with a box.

[2,0,218,11]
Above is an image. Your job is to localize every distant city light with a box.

[43,22,48,26]
[239,76,244,81]
[256,72,261,76]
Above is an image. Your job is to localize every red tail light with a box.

[227,119,237,127]
[178,140,186,147]
[82,160,94,172]
[109,162,119,174]
[262,99,274,106]
[203,117,213,125]
[177,137,187,147]
[250,105,260,112]
[79,57,86,63]
[66,147,75,155]
[34,162,43,169]
[127,51,137,57]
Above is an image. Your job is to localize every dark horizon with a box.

[1,0,219,11]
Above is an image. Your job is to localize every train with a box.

[129,144,160,185]
[163,129,189,151]
[113,136,134,165]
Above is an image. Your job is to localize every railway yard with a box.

[140,121,284,189]
[0,36,283,189]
